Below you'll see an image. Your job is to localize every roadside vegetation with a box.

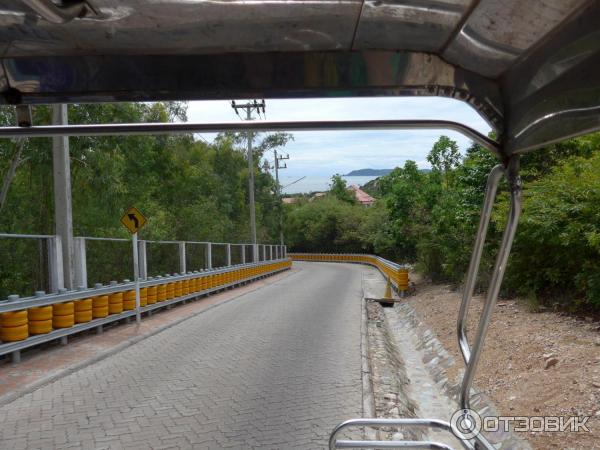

[285,134,600,313]
[0,103,287,297]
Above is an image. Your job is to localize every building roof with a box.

[348,185,375,205]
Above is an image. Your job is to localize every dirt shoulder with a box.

[406,274,600,450]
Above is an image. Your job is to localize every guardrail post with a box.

[47,235,65,293]
[179,241,186,274]
[73,237,87,288]
[252,244,258,263]
[241,244,246,264]
[226,243,231,266]
[284,245,287,257]
[138,240,148,279]
[269,245,273,260]
[262,244,266,261]
[206,242,212,269]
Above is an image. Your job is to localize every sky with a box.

[186,97,492,179]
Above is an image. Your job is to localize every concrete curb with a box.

[360,271,378,441]
[0,268,299,407]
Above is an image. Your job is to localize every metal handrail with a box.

[329,418,467,450]
[457,165,504,365]
[0,119,500,155]
[459,157,522,411]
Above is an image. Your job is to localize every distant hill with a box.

[345,168,393,176]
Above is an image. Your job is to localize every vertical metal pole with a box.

[246,107,258,254]
[47,235,64,293]
[460,157,522,411]
[241,245,246,264]
[179,241,186,274]
[226,243,231,266]
[73,237,87,288]
[52,104,74,289]
[138,240,148,279]
[269,245,273,260]
[206,242,212,269]
[132,232,141,325]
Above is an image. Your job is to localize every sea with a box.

[281,175,379,195]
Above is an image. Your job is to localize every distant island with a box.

[345,168,393,176]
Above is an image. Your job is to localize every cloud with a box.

[186,97,492,177]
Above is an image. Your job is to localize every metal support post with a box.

[178,241,186,274]
[52,104,75,289]
[73,237,87,289]
[269,245,273,260]
[241,245,246,264]
[132,232,141,324]
[226,243,231,266]
[138,240,148,279]
[206,242,212,269]
[47,235,65,293]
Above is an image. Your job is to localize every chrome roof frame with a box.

[0,0,598,158]
[0,118,501,156]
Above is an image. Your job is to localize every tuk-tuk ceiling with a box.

[0,0,599,156]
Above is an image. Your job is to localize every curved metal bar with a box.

[21,0,89,23]
[457,164,504,365]
[0,119,501,156]
[328,418,471,450]
[460,156,522,411]
[335,440,455,449]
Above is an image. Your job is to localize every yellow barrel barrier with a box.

[157,282,167,302]
[92,295,109,318]
[174,280,183,298]
[166,282,175,300]
[74,298,93,323]
[147,285,158,304]
[290,253,408,293]
[0,258,292,358]
[123,290,136,311]
[28,305,53,335]
[53,302,75,329]
[0,310,29,342]
[140,287,148,307]
[108,291,124,314]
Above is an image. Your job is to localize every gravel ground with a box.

[406,273,600,450]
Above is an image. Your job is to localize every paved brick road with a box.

[0,262,364,449]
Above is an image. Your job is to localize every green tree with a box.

[329,174,355,204]
[427,135,461,187]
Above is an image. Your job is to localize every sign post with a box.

[120,207,147,325]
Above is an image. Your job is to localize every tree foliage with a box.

[285,134,600,312]
[0,103,287,297]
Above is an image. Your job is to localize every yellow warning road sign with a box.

[120,206,147,234]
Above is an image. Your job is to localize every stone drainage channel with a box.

[362,270,531,450]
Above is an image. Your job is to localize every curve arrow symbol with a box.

[128,213,139,228]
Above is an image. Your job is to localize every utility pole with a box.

[231,100,265,262]
[274,149,289,246]
[52,104,75,289]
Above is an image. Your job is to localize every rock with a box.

[592,381,600,389]
[542,352,556,360]
[544,357,559,369]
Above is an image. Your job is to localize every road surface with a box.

[0,262,365,449]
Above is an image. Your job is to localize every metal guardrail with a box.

[289,253,409,292]
[0,258,292,362]
[1,233,287,298]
